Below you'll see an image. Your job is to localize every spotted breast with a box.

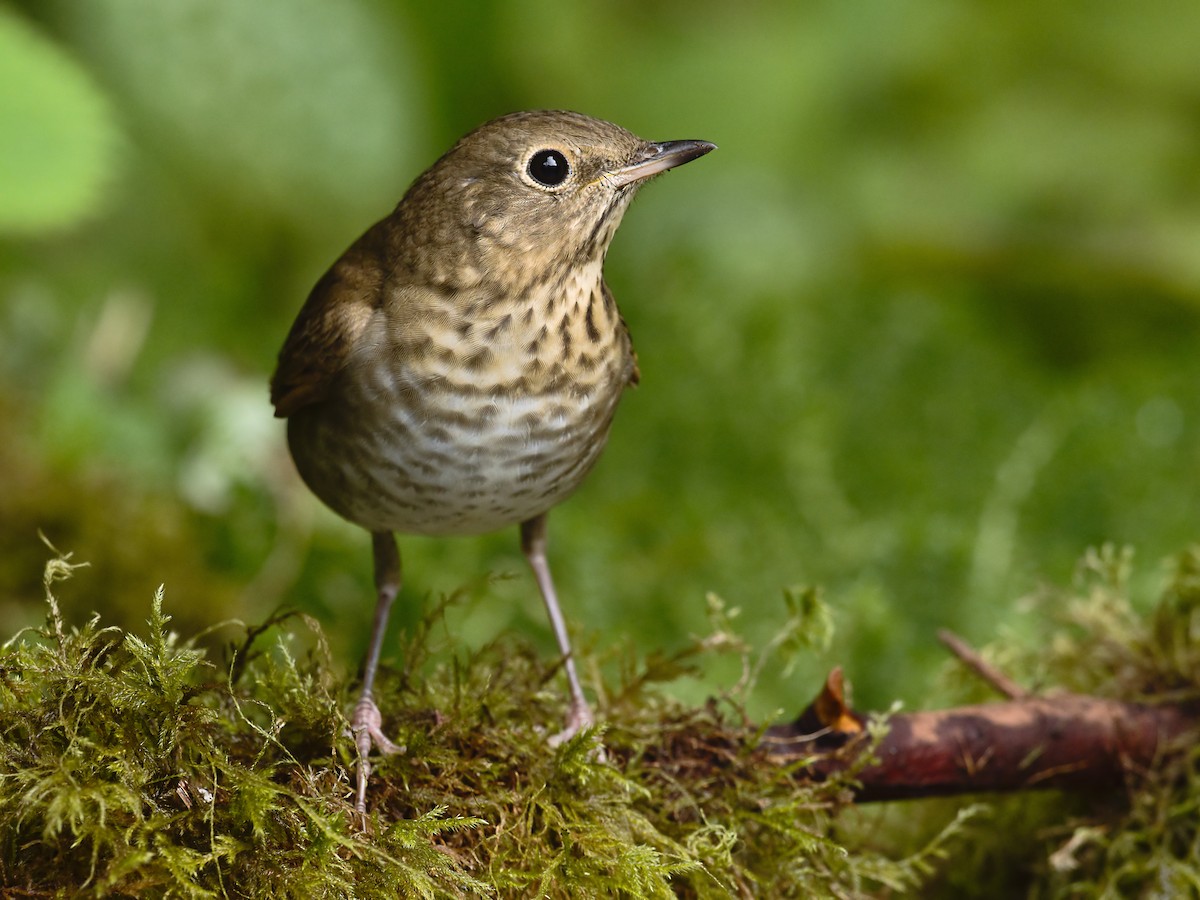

[285,255,637,536]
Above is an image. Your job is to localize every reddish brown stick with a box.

[764,670,1198,800]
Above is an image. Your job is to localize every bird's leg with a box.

[353,531,405,821]
[520,514,594,744]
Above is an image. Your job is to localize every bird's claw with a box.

[353,697,405,757]
[547,699,598,748]
[351,696,404,825]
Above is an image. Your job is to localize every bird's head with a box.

[394,110,715,291]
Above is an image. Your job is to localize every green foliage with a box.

[3,6,1200,891]
[930,544,1200,898]
[49,0,424,238]
[0,6,120,233]
[1003,543,1200,701]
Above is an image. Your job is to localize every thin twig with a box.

[937,628,1028,700]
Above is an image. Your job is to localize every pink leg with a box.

[352,531,405,822]
[521,514,594,743]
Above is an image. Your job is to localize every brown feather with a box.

[270,225,390,418]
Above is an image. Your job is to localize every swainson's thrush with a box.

[271,110,715,817]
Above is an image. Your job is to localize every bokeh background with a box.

[3,0,1198,716]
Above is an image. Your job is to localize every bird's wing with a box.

[270,229,387,419]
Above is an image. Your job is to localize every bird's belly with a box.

[288,373,624,536]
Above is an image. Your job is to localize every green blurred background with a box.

[2,0,1198,717]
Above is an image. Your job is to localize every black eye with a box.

[527,149,570,187]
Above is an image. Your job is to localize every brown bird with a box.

[270,110,714,817]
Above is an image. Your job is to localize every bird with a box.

[270,110,715,818]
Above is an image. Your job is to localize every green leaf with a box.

[0,8,120,234]
[56,0,425,235]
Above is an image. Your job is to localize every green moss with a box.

[998,545,1200,898]
[918,544,1200,899]
[1,549,488,897]
[4,543,1199,896]
[1,548,956,897]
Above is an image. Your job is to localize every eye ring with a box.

[526,149,571,188]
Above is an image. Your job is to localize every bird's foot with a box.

[353,696,405,756]
[547,698,598,748]
[351,696,405,826]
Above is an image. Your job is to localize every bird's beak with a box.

[607,139,717,188]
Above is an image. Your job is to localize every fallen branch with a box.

[764,666,1199,801]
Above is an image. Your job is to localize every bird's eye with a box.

[527,149,570,187]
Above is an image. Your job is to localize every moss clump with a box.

[0,548,968,897]
[0,549,488,897]
[916,543,1200,899]
[996,544,1200,898]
